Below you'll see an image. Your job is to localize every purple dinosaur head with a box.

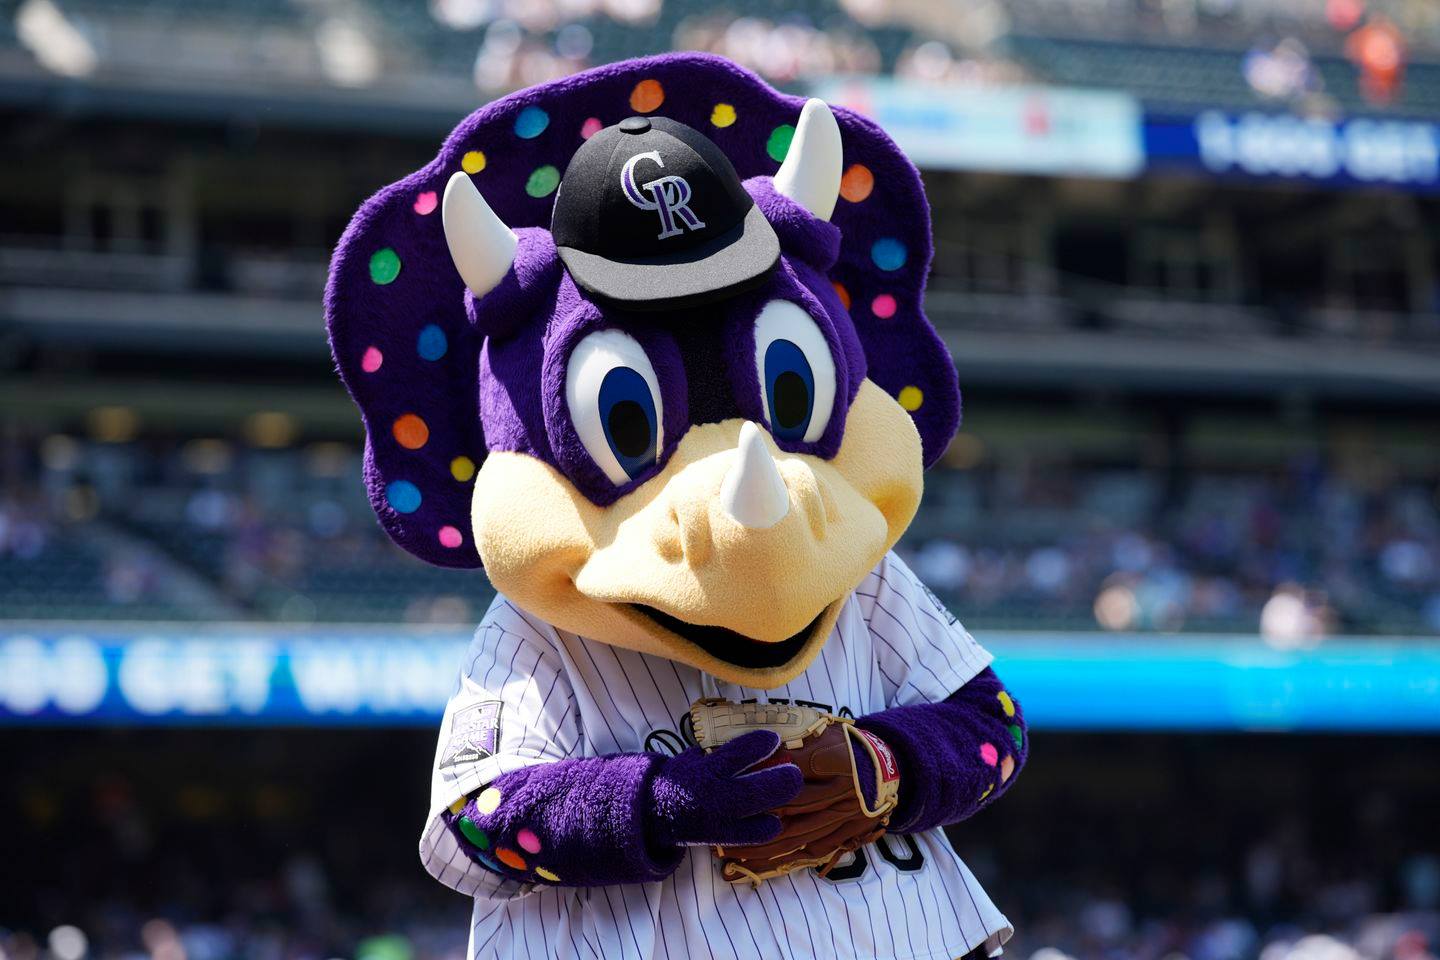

[325,53,960,688]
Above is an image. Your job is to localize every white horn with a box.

[772,98,842,222]
[442,170,518,299]
[720,422,790,529]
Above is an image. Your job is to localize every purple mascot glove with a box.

[647,729,803,849]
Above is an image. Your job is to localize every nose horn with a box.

[720,422,790,529]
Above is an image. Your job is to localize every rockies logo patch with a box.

[439,700,503,770]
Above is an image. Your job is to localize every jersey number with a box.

[819,834,925,883]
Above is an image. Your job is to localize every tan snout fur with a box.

[471,379,924,688]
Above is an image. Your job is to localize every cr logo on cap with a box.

[620,151,706,241]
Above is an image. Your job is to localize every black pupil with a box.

[608,400,652,459]
[773,372,810,430]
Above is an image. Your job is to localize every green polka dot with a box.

[525,164,560,198]
[458,816,490,850]
[369,247,401,285]
[1008,724,1023,750]
[766,124,795,163]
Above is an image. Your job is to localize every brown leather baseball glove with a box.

[690,698,900,885]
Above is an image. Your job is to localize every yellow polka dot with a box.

[448,797,466,814]
[980,783,994,801]
[476,787,502,814]
[535,867,560,882]
[1000,754,1015,783]
[462,150,487,174]
[710,103,737,128]
[897,386,924,411]
[451,455,476,482]
[997,691,1015,717]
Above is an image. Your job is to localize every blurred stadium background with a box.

[3,0,1440,959]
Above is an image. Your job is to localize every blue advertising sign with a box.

[2,624,1437,731]
[1146,109,1440,189]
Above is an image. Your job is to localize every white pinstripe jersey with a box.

[420,551,1013,960]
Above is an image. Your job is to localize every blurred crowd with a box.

[4,436,1438,636]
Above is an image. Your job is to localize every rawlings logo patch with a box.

[621,151,705,240]
[439,700,502,770]
[856,728,899,783]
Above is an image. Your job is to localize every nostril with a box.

[651,503,684,564]
[779,459,828,540]
[670,498,713,567]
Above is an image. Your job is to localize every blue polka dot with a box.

[871,238,908,271]
[417,324,448,361]
[476,851,505,874]
[386,480,422,514]
[514,106,550,139]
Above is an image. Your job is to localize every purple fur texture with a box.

[857,668,1027,834]
[325,52,958,569]
[446,730,801,886]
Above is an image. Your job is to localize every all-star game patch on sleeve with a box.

[857,551,995,707]
[419,595,580,901]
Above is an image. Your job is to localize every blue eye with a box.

[566,329,665,487]
[763,339,815,442]
[752,300,837,445]
[599,366,658,479]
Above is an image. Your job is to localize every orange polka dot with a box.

[495,848,527,870]
[392,414,429,450]
[630,79,664,113]
[840,164,874,203]
[832,281,851,310]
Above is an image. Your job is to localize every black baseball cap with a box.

[551,115,780,311]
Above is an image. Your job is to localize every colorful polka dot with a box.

[581,117,603,139]
[871,293,897,319]
[361,346,383,373]
[840,164,875,202]
[514,106,550,139]
[385,480,421,514]
[898,386,924,411]
[476,851,503,873]
[766,124,795,163]
[871,237,908,271]
[517,828,542,854]
[711,103,737,128]
[369,247,401,285]
[438,525,463,549]
[461,150,487,174]
[476,787,502,814]
[417,324,448,361]
[392,413,429,450]
[832,282,851,311]
[450,456,476,482]
[535,867,561,882]
[997,691,1016,717]
[1000,754,1015,783]
[1008,724,1024,750]
[458,817,490,850]
[980,783,994,801]
[525,164,560,198]
[413,191,438,215]
[495,848,527,870]
[630,78,665,113]
[979,742,999,766]
[447,797,465,815]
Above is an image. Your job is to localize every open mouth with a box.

[629,604,827,669]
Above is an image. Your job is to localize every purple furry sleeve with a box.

[857,667,1027,834]
[440,731,800,887]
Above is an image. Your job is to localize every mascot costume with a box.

[326,53,1028,960]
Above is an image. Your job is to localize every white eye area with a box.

[752,299,837,445]
[566,329,664,487]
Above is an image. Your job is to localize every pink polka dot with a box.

[979,742,999,766]
[581,117,603,139]
[413,191,438,215]
[361,346,383,373]
[516,828,542,854]
[871,294,897,319]
[438,525,463,548]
